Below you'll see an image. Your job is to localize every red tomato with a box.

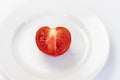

[35,26,71,57]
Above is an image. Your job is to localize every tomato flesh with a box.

[35,26,71,57]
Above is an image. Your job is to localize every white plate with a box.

[0,1,109,80]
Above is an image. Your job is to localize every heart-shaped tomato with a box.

[35,26,71,57]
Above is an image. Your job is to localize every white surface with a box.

[0,0,119,80]
[0,2,109,80]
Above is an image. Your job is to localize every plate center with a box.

[12,13,90,77]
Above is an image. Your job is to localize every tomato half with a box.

[35,26,71,57]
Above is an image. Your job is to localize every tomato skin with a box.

[35,26,71,57]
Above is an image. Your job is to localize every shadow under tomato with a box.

[42,48,80,73]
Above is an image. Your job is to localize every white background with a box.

[0,0,120,80]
